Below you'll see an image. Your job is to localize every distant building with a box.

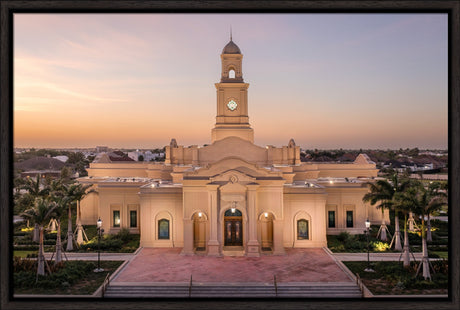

[96,146,109,153]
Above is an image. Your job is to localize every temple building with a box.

[78,37,388,256]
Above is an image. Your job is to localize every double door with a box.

[224,218,242,246]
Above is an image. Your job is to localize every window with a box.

[229,69,235,79]
[297,219,309,240]
[224,208,242,217]
[130,210,137,228]
[158,219,170,239]
[346,211,353,228]
[113,210,120,227]
[328,211,336,228]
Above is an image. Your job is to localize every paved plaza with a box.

[111,248,352,284]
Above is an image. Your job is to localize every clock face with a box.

[227,99,238,111]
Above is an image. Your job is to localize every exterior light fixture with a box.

[264,212,268,218]
[94,218,104,273]
[198,212,202,218]
[365,218,371,229]
[364,218,374,273]
[231,208,236,214]
[329,180,333,184]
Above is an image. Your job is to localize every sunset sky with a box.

[14,13,448,150]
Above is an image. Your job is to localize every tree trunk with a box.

[55,219,62,263]
[379,209,387,241]
[421,220,431,280]
[37,226,45,276]
[426,214,432,242]
[66,204,73,251]
[402,214,410,268]
[76,201,84,245]
[33,223,39,243]
[394,211,402,251]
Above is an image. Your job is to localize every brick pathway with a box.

[112,248,352,284]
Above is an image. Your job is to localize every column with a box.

[246,184,260,257]
[206,184,221,256]
[272,219,286,255]
[181,219,194,255]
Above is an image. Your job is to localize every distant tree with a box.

[60,166,73,182]
[138,155,144,161]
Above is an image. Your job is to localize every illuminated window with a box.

[346,211,353,228]
[158,219,170,239]
[328,211,335,228]
[130,210,137,228]
[229,69,235,79]
[297,219,309,240]
[113,210,120,227]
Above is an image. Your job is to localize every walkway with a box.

[111,248,351,284]
[104,247,363,298]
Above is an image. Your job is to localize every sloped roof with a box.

[15,156,65,171]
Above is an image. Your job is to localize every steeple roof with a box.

[222,40,241,54]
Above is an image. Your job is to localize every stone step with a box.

[104,283,362,298]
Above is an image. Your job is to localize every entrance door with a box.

[224,219,242,246]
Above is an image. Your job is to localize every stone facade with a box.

[78,38,389,256]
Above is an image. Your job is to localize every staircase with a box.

[103,282,362,298]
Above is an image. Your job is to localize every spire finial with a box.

[230,25,232,41]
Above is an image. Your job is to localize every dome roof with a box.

[222,40,241,54]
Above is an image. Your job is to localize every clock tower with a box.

[211,36,254,143]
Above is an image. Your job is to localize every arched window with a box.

[224,208,242,217]
[228,69,235,79]
[297,219,309,240]
[158,219,170,239]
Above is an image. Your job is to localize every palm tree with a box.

[50,196,69,264]
[425,181,446,242]
[64,183,94,249]
[363,180,393,242]
[48,180,71,264]
[21,174,50,243]
[20,198,57,277]
[72,183,94,245]
[394,189,415,268]
[398,181,447,279]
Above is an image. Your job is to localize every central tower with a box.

[211,37,254,143]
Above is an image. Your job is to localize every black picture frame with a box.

[1,1,458,310]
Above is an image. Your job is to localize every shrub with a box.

[337,232,350,242]
[371,241,390,252]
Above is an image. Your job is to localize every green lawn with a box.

[14,260,123,295]
[431,251,448,259]
[13,251,36,258]
[343,261,448,295]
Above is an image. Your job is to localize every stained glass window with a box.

[158,219,170,239]
[297,219,309,240]
[227,99,237,111]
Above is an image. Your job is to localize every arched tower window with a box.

[229,69,235,79]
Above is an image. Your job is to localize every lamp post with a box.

[364,218,374,272]
[94,218,104,272]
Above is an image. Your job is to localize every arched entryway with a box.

[259,212,274,252]
[192,211,207,252]
[224,208,243,246]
